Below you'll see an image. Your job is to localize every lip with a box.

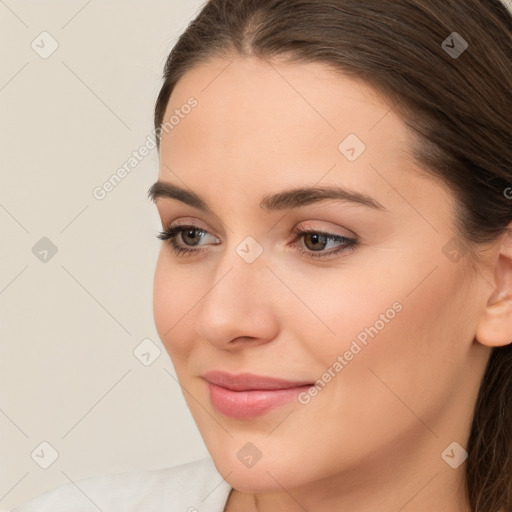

[203,370,314,391]
[203,371,314,419]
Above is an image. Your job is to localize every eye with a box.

[157,224,220,257]
[156,223,358,260]
[289,227,358,260]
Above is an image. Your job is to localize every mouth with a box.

[203,370,314,418]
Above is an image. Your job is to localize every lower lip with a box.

[207,382,313,419]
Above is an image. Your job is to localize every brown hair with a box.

[153,1,512,510]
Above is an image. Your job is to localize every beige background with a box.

[1,0,511,509]
[0,1,208,509]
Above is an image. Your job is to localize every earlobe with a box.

[475,299,512,347]
[475,225,512,348]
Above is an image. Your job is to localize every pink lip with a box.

[203,371,314,419]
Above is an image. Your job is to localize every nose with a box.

[194,247,280,350]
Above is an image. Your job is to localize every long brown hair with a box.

[153,1,512,510]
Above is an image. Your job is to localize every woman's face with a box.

[151,56,492,499]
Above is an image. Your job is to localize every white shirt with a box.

[9,457,233,512]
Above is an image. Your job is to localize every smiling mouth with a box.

[203,371,314,419]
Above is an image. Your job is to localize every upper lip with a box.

[203,370,314,391]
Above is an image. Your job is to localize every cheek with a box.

[153,252,199,359]
[292,247,468,408]
[271,257,405,365]
[321,261,470,430]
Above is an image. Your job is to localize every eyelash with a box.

[156,224,358,260]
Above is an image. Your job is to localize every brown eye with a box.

[157,224,220,257]
[292,228,358,260]
[303,233,329,251]
[181,228,205,246]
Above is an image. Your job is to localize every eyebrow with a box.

[147,181,388,213]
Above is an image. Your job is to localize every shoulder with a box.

[10,457,232,512]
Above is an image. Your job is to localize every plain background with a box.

[0,1,208,509]
[2,0,512,510]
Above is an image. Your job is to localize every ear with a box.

[475,223,512,348]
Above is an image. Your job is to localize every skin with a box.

[150,56,512,512]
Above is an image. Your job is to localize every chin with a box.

[221,467,286,493]
[209,449,303,493]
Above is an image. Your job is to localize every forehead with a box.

[162,56,409,155]
[158,56,440,216]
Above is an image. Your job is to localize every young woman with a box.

[11,0,512,511]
